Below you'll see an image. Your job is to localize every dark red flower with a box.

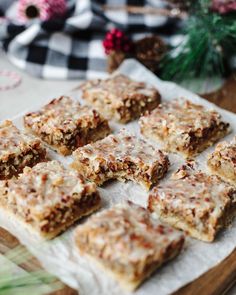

[212,0,236,14]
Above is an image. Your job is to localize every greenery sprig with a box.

[0,246,62,295]
[160,0,236,81]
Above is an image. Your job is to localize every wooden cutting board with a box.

[1,73,236,295]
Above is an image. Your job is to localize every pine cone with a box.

[107,50,126,73]
[134,36,166,73]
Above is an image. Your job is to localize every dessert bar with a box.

[24,96,111,156]
[80,74,161,123]
[148,164,236,242]
[207,137,236,185]
[72,131,169,190]
[0,160,101,239]
[0,120,46,180]
[74,202,184,291]
[139,98,230,158]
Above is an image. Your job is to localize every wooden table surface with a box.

[1,70,236,295]
[174,73,236,295]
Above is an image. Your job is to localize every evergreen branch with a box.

[160,0,236,81]
[0,247,63,295]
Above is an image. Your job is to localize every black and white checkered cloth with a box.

[0,0,180,79]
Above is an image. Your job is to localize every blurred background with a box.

[1,0,236,117]
[0,0,235,84]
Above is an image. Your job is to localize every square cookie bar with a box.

[74,202,184,291]
[139,98,230,158]
[148,164,236,242]
[0,160,101,239]
[72,131,169,190]
[24,96,111,156]
[208,137,236,184]
[0,120,46,180]
[80,74,161,123]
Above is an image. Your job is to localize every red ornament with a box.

[103,28,133,55]
[212,0,236,14]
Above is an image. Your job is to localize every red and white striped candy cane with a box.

[0,70,22,91]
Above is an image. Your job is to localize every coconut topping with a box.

[210,137,236,166]
[140,98,225,135]
[24,96,106,134]
[0,120,42,159]
[150,165,236,223]
[73,130,168,167]
[3,160,97,213]
[81,74,158,107]
[75,201,184,263]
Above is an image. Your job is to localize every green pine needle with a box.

[0,246,63,295]
[160,0,236,82]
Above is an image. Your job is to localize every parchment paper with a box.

[0,59,236,295]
